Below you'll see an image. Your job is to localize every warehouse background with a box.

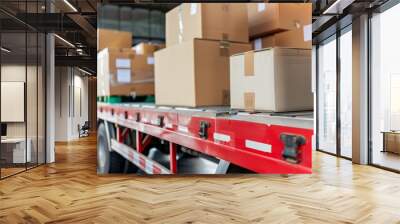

[98,3,176,45]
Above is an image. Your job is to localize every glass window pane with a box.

[371,3,400,171]
[27,31,38,169]
[1,11,28,177]
[0,0,46,178]
[340,29,352,158]
[38,32,45,165]
[318,37,337,154]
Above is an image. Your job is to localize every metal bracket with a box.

[215,159,230,174]
[157,115,164,127]
[280,133,306,164]
[198,121,210,139]
[135,112,140,122]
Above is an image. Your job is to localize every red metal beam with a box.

[169,142,177,174]
[99,104,313,174]
[136,131,144,153]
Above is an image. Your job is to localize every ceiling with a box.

[99,1,177,12]
[0,0,97,74]
[1,0,396,75]
[312,0,390,43]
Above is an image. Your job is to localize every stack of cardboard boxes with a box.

[97,29,132,52]
[98,3,314,112]
[248,3,312,50]
[229,3,313,112]
[155,3,252,107]
[97,28,164,97]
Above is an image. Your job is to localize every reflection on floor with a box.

[0,163,43,179]
[0,167,25,178]
[0,135,400,223]
[373,150,400,171]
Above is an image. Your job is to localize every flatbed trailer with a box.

[97,103,314,174]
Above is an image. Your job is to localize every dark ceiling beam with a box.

[312,0,387,44]
[312,15,336,33]
[55,55,96,72]
[86,0,97,11]
[100,1,178,12]
[323,0,356,14]
[0,7,38,31]
[47,1,97,47]
[11,13,83,32]
[68,14,96,39]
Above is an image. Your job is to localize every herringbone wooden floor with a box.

[1,135,400,224]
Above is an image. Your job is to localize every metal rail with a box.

[98,103,314,174]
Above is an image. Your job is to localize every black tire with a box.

[97,122,125,174]
[226,164,253,174]
[148,138,170,154]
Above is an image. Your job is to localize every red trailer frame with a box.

[97,103,314,174]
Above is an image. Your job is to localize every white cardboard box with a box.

[230,47,312,112]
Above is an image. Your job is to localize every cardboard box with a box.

[252,28,312,50]
[97,48,154,96]
[248,3,312,38]
[97,29,132,51]
[133,42,165,56]
[166,3,249,47]
[230,48,312,112]
[155,39,251,107]
[104,82,155,96]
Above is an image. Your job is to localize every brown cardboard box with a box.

[251,28,312,50]
[166,3,249,47]
[97,48,155,96]
[133,42,165,56]
[155,39,251,107]
[230,48,312,112]
[248,3,312,38]
[106,83,155,96]
[97,29,132,51]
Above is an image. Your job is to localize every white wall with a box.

[55,66,69,141]
[1,64,46,164]
[1,65,41,137]
[54,67,89,141]
[1,65,27,141]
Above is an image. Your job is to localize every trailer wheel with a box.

[97,122,125,174]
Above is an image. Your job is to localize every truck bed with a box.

[99,102,313,128]
[97,102,314,174]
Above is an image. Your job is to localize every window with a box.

[316,25,353,159]
[0,1,47,179]
[317,36,337,154]
[339,28,352,158]
[370,2,400,171]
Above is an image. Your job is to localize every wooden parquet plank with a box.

[0,135,400,223]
